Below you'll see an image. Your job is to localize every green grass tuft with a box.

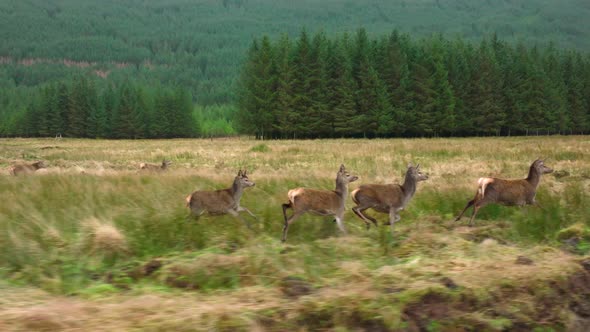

[249,143,271,153]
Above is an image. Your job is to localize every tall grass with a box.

[0,137,589,330]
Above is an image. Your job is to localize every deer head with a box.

[337,164,359,184]
[407,163,429,182]
[237,169,255,188]
[34,161,47,169]
[533,158,553,174]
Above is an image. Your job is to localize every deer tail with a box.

[350,188,360,205]
[477,178,493,197]
[185,194,192,208]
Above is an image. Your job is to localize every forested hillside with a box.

[1,0,590,137]
[237,31,590,138]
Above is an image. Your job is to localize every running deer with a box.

[455,159,553,226]
[185,169,257,229]
[351,163,428,234]
[281,164,358,242]
[10,160,47,176]
[139,159,172,172]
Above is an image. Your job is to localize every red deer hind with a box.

[455,159,553,226]
[139,159,172,172]
[351,163,428,235]
[281,164,358,242]
[10,160,47,176]
[185,169,257,229]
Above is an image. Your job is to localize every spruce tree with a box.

[273,34,294,137]
[113,82,138,138]
[289,30,314,138]
[467,41,505,136]
[325,39,356,137]
[428,38,456,136]
[236,39,260,136]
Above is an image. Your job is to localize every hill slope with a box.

[1,0,590,104]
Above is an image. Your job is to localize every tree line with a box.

[1,76,197,139]
[237,29,590,138]
[2,0,590,107]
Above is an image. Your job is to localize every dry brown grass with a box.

[0,246,584,331]
[0,136,589,330]
[1,136,588,182]
[79,217,128,256]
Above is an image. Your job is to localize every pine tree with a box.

[67,76,92,137]
[324,39,356,137]
[113,82,138,138]
[406,51,437,136]
[273,34,294,137]
[351,28,386,137]
[172,87,196,137]
[87,104,107,138]
[55,82,69,136]
[305,31,329,137]
[543,44,569,134]
[466,41,505,136]
[101,84,117,138]
[428,38,456,136]
[289,30,314,138]
[564,53,589,134]
[152,89,173,138]
[446,39,473,136]
[252,35,276,139]
[377,31,411,136]
[236,39,260,136]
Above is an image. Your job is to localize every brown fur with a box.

[455,159,553,226]
[186,170,256,228]
[351,164,428,234]
[281,164,358,242]
[139,160,171,172]
[10,161,46,176]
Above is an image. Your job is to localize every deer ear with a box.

[238,169,242,176]
[244,169,248,176]
[339,164,345,172]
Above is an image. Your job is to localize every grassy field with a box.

[0,136,589,331]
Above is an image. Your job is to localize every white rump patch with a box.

[477,177,494,197]
[350,188,360,204]
[288,188,305,205]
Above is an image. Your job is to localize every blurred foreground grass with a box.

[0,136,589,331]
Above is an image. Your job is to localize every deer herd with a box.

[8,158,553,242]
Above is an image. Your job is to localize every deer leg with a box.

[238,206,258,220]
[455,198,476,221]
[281,211,303,243]
[282,203,292,224]
[188,206,204,220]
[229,209,252,230]
[531,200,547,212]
[352,206,377,230]
[388,208,398,236]
[334,215,347,235]
[468,204,482,227]
[384,214,401,226]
